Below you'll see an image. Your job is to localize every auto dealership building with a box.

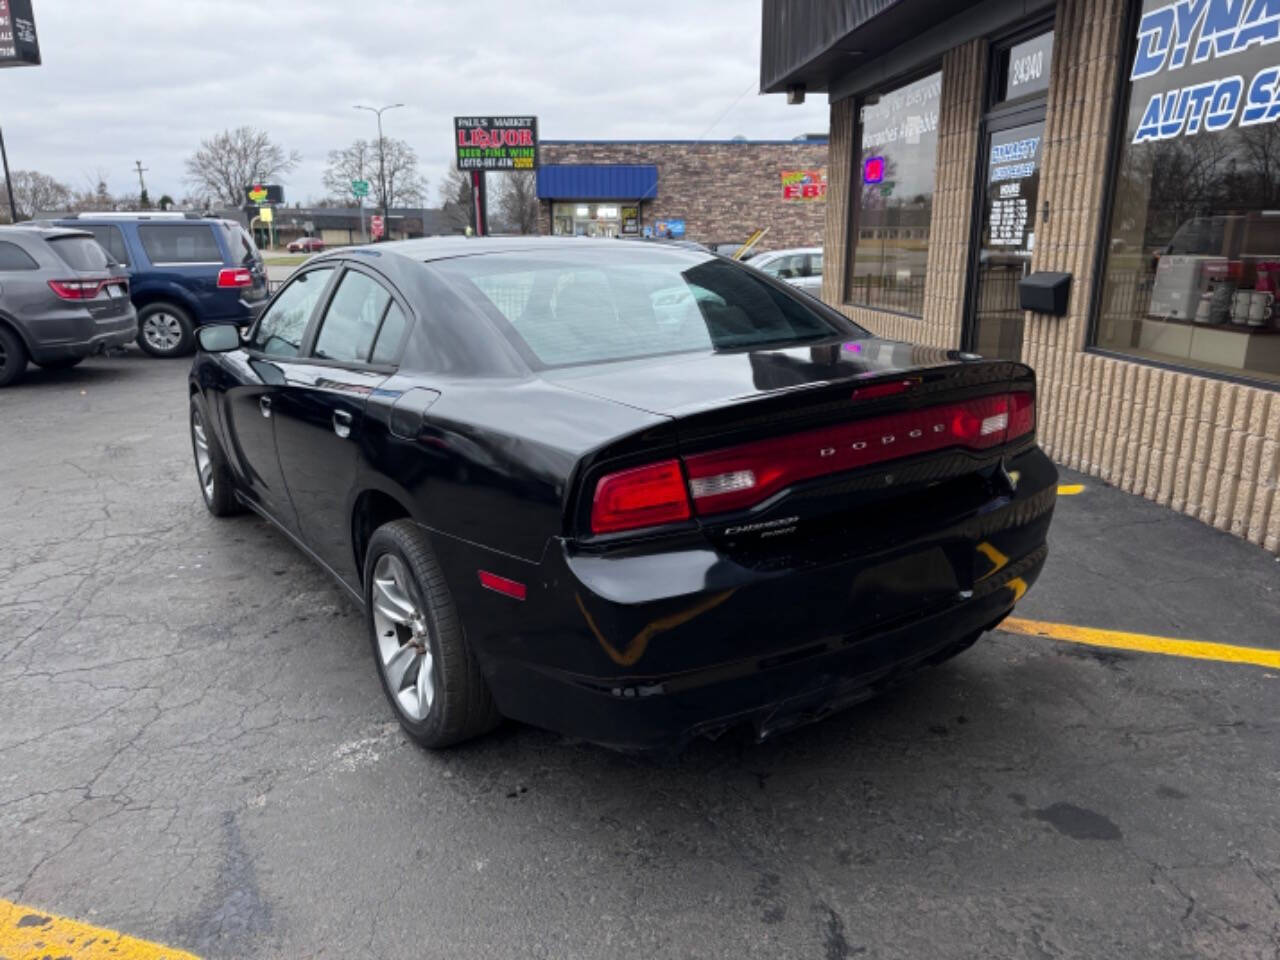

[535,138,828,248]
[762,0,1280,552]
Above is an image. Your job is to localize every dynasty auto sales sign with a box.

[0,0,40,67]
[454,117,538,171]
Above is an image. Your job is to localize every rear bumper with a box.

[490,548,1043,751]
[441,447,1058,750]
[26,308,138,363]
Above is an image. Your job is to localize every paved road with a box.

[1,352,1277,959]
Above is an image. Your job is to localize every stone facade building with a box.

[536,139,828,249]
[762,0,1280,553]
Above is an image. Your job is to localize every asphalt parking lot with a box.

[2,351,1278,960]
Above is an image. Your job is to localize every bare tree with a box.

[494,170,539,234]
[0,170,72,220]
[438,165,475,233]
[184,127,300,207]
[323,138,426,210]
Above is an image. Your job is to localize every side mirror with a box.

[196,323,241,353]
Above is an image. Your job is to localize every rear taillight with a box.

[217,267,253,288]
[683,392,1036,516]
[590,459,692,535]
[48,279,104,300]
[1008,390,1035,440]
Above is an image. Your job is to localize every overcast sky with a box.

[1,0,830,206]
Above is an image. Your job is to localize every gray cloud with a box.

[2,0,830,205]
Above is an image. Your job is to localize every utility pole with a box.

[0,126,16,223]
[133,160,150,208]
[354,103,403,240]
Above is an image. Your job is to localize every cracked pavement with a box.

[1,351,1278,959]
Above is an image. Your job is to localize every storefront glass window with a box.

[1096,1,1280,385]
[849,70,942,315]
[552,202,628,238]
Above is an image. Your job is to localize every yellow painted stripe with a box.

[1057,484,1085,495]
[1002,617,1280,670]
[0,898,200,960]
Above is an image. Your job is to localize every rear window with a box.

[84,225,130,266]
[49,235,111,272]
[431,249,855,368]
[220,223,259,264]
[138,224,222,264]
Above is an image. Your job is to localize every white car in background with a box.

[750,246,824,294]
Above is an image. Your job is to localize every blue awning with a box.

[536,164,658,200]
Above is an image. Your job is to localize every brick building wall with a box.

[538,140,828,249]
[819,0,1280,553]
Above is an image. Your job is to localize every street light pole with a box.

[354,103,403,240]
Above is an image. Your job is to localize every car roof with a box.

[0,222,95,241]
[312,235,713,266]
[754,246,822,257]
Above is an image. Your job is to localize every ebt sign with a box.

[1130,0,1280,143]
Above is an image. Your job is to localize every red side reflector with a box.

[217,267,253,288]
[591,458,692,535]
[478,570,527,601]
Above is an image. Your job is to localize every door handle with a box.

[259,396,272,418]
[333,409,353,439]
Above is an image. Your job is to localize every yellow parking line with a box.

[1057,484,1085,495]
[1001,617,1280,670]
[0,898,199,960]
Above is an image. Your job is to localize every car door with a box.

[271,264,411,586]
[223,265,338,530]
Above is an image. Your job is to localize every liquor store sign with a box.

[0,0,40,68]
[454,116,538,171]
[1132,1,1280,143]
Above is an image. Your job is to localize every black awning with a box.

[760,0,986,94]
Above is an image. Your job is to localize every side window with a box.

[312,270,392,364]
[370,302,409,365]
[138,224,222,264]
[0,241,38,271]
[249,267,335,357]
[758,257,784,278]
[810,252,824,277]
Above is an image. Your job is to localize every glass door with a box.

[969,115,1045,360]
[964,23,1053,360]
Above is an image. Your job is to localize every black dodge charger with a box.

[188,238,1056,750]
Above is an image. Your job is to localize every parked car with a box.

[53,213,269,358]
[0,225,137,387]
[288,236,325,253]
[708,241,762,261]
[751,246,824,294]
[188,237,1056,751]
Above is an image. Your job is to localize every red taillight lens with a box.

[591,459,692,534]
[684,393,1034,516]
[217,267,253,288]
[1008,390,1035,440]
[48,279,102,300]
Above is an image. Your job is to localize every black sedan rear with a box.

[188,238,1056,750]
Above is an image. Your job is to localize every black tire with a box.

[364,519,501,748]
[137,303,195,357]
[0,324,28,387]
[35,356,85,370]
[190,396,241,517]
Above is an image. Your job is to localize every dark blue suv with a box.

[54,214,269,357]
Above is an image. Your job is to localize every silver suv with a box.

[0,225,138,386]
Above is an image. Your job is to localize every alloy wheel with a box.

[191,408,214,502]
[142,312,183,353]
[371,553,436,721]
